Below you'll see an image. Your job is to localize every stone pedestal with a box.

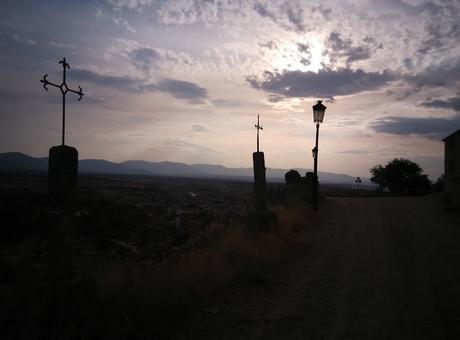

[48,145,78,202]
[47,145,78,280]
[253,151,267,211]
[284,170,315,204]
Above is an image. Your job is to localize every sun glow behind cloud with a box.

[270,37,327,73]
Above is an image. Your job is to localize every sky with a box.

[1,0,460,180]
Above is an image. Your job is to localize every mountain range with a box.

[0,152,373,186]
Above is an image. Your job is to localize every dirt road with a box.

[192,196,460,339]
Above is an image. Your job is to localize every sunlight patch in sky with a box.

[270,37,327,73]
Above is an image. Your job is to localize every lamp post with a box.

[312,100,326,211]
[355,177,362,196]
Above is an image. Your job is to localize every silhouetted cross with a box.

[255,114,263,152]
[40,57,84,145]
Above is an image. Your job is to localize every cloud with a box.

[418,22,444,54]
[418,95,460,112]
[211,99,242,107]
[129,47,161,75]
[369,0,444,16]
[253,1,307,32]
[109,40,195,77]
[50,41,76,50]
[297,42,309,53]
[409,58,460,88]
[112,17,136,33]
[370,114,460,139]
[259,40,277,50]
[338,150,371,155]
[71,69,140,92]
[326,32,382,66]
[13,34,36,46]
[311,5,332,20]
[403,58,413,70]
[247,68,395,99]
[281,118,303,125]
[158,0,247,26]
[296,42,311,65]
[191,124,210,132]
[417,11,460,54]
[158,0,309,32]
[71,69,208,102]
[285,5,306,32]
[0,32,37,48]
[106,0,152,11]
[253,2,276,22]
[95,7,104,17]
[157,79,208,101]
[161,138,222,158]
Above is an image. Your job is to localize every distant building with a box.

[443,129,460,209]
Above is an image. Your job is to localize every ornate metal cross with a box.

[40,57,84,145]
[255,114,263,152]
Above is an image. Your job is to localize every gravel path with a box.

[191,196,460,340]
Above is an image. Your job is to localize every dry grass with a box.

[273,203,312,232]
[92,204,312,335]
[0,204,314,339]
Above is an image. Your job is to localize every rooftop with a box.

[442,129,460,142]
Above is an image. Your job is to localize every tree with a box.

[370,158,431,195]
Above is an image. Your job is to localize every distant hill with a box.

[122,160,204,177]
[79,159,148,175]
[0,152,48,171]
[0,152,373,186]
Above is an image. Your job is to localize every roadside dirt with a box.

[185,196,460,339]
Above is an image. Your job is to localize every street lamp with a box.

[355,176,362,196]
[312,100,326,210]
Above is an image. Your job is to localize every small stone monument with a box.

[284,170,315,204]
[253,114,267,211]
[40,57,84,201]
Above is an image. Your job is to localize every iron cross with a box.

[40,57,84,146]
[255,114,263,152]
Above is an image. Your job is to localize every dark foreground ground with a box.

[1,174,460,339]
[190,196,460,340]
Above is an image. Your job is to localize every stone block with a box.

[253,152,267,210]
[48,145,78,201]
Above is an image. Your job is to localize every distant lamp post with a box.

[312,100,326,211]
[355,177,362,196]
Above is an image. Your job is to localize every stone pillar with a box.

[48,145,78,202]
[253,151,267,210]
[47,145,78,280]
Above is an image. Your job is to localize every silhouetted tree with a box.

[370,158,431,195]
